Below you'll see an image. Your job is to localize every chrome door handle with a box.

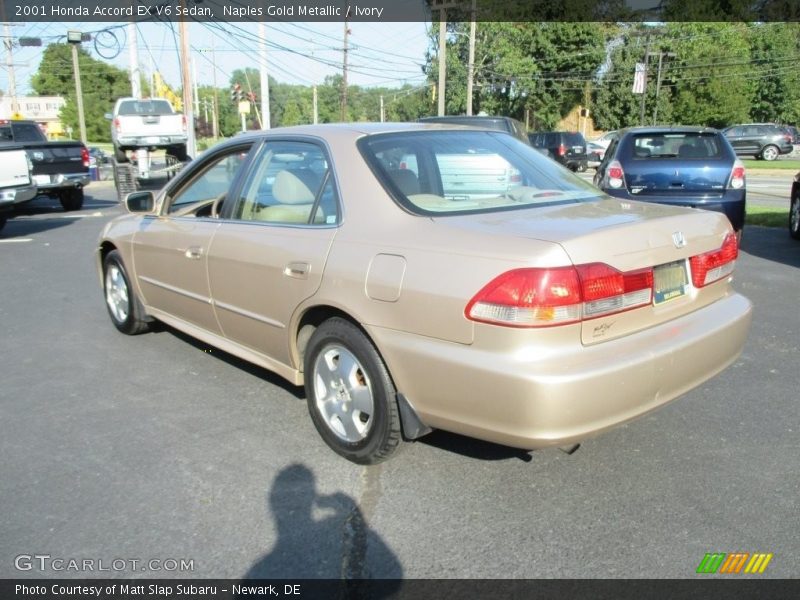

[284,262,310,279]
[185,246,203,260]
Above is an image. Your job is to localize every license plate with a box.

[33,174,52,185]
[145,136,161,144]
[572,146,583,153]
[654,260,688,304]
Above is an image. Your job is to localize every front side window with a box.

[233,141,338,225]
[166,145,252,214]
[360,131,601,215]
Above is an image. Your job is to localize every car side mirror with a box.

[125,191,155,213]
[104,113,113,120]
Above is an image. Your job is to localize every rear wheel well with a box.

[296,306,364,369]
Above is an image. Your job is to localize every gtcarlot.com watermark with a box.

[14,554,194,573]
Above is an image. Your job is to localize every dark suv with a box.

[594,126,746,232]
[721,123,793,161]
[418,115,530,145]
[528,131,588,171]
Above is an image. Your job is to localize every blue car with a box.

[594,126,746,232]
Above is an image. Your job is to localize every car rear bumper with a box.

[604,188,746,231]
[1,183,37,205]
[117,135,187,148]
[369,292,752,450]
[34,173,91,191]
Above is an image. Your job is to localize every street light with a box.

[67,30,87,145]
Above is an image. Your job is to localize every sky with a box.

[2,20,432,97]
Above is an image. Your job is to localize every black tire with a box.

[790,193,800,240]
[0,215,6,232]
[59,188,84,211]
[168,144,189,162]
[304,318,401,464]
[761,144,779,161]
[113,145,128,163]
[576,160,588,173]
[102,250,150,335]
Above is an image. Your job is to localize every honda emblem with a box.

[672,231,687,248]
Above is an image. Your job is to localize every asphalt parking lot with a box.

[1,181,797,580]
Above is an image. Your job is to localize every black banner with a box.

[3,0,800,23]
[2,579,799,600]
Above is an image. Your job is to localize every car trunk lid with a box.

[440,198,736,345]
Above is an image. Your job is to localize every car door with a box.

[132,143,254,334]
[206,139,339,367]
[724,126,745,155]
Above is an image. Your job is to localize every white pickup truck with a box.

[107,98,188,163]
[0,145,37,232]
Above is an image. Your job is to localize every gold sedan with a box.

[98,123,752,464]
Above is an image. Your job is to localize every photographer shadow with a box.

[239,464,402,598]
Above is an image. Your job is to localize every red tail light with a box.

[690,233,738,288]
[113,117,121,134]
[182,115,187,132]
[80,147,89,168]
[557,144,567,156]
[729,159,745,190]
[466,263,653,328]
[605,160,625,189]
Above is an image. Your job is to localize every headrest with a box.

[388,169,420,196]
[273,169,320,205]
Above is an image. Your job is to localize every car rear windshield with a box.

[629,132,724,159]
[117,100,175,116]
[562,132,586,146]
[359,130,602,215]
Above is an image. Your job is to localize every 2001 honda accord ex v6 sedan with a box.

[97,123,752,464]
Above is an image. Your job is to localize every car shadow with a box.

[416,429,536,462]
[740,225,800,269]
[161,325,305,400]
[1,211,73,237]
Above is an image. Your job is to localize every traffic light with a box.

[231,84,243,103]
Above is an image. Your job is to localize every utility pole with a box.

[380,95,385,122]
[639,34,651,126]
[652,51,675,124]
[178,9,196,157]
[258,21,270,129]
[3,22,18,114]
[437,14,446,116]
[466,0,476,115]
[210,36,219,140]
[128,23,141,98]
[312,85,318,124]
[341,19,350,122]
[67,31,87,144]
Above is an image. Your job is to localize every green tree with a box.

[666,22,753,128]
[31,43,130,142]
[747,23,800,124]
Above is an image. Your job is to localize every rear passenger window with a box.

[235,141,338,226]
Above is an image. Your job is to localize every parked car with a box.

[591,130,619,150]
[781,125,800,145]
[721,123,793,161]
[595,126,746,232]
[528,131,589,171]
[0,119,89,211]
[790,172,800,240]
[587,141,606,168]
[88,147,111,165]
[0,145,37,232]
[107,97,189,163]
[418,115,530,145]
[98,123,752,464]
